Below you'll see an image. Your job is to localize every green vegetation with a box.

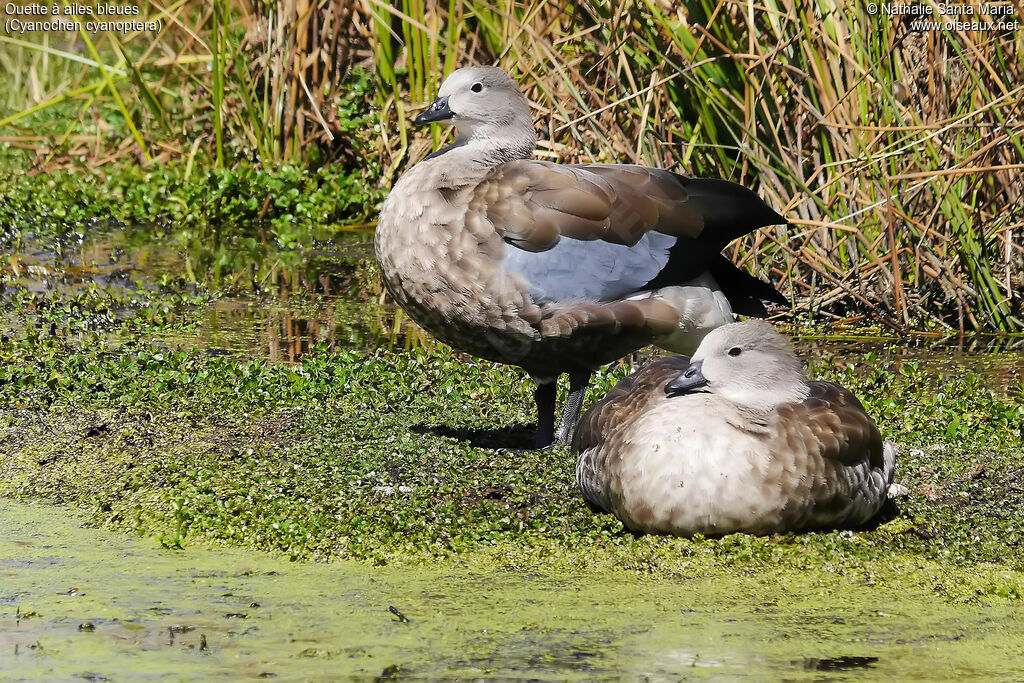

[2,155,379,237]
[1,257,1022,597]
[2,1,1022,330]
[1,0,1023,615]
[0,154,382,291]
[0,52,382,280]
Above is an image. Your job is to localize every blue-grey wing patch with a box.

[501,231,676,302]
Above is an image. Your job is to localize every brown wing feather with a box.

[778,381,885,469]
[479,160,705,252]
[771,381,892,529]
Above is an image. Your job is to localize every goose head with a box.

[665,321,809,411]
[415,66,536,160]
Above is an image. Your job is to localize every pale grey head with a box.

[665,320,809,411]
[415,66,536,160]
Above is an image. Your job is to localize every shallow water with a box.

[4,226,1024,392]
[3,499,1024,679]
[1,227,408,360]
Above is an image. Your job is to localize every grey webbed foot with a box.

[551,370,592,447]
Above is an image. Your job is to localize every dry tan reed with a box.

[2,0,1021,331]
[360,0,1024,332]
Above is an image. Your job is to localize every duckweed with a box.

[2,224,1024,603]
[1,311,1023,599]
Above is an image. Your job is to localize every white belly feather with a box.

[612,397,783,535]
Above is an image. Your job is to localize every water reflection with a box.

[793,332,1024,395]
[2,225,1023,393]
[1,225,435,357]
[801,655,879,671]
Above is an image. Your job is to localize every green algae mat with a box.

[3,228,1024,678]
[3,499,1023,679]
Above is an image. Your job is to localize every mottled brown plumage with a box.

[481,162,709,251]
[574,321,896,535]
[376,66,787,447]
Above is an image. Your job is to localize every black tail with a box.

[672,175,787,243]
[640,174,788,308]
[708,254,788,317]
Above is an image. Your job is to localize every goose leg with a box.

[552,370,592,446]
[533,378,558,448]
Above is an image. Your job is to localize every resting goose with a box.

[376,66,788,448]
[574,321,896,535]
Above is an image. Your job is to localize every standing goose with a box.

[376,66,788,448]
[574,321,896,536]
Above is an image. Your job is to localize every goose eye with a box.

[728,346,742,357]
[471,82,483,93]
